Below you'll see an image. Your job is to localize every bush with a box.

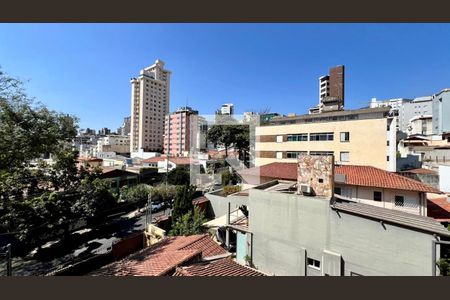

[221,185,241,196]
[167,167,190,185]
[221,169,239,186]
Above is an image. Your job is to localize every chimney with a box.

[297,155,334,198]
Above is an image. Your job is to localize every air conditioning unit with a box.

[300,184,311,194]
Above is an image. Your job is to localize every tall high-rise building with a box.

[117,116,131,136]
[216,103,234,115]
[130,59,171,153]
[310,65,345,114]
[163,106,198,156]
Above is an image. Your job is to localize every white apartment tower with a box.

[130,59,171,153]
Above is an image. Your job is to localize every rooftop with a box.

[269,107,390,125]
[173,257,266,276]
[90,234,227,276]
[331,199,450,237]
[238,162,441,193]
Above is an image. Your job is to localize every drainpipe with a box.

[225,202,230,250]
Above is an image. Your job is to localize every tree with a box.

[207,124,250,162]
[120,184,151,205]
[167,166,190,186]
[171,184,196,222]
[169,206,206,236]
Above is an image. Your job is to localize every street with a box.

[0,207,171,276]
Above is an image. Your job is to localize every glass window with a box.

[286,151,307,159]
[310,132,334,141]
[310,151,334,156]
[287,133,308,142]
[395,195,404,206]
[340,152,350,162]
[307,258,321,270]
[340,132,350,142]
[276,135,283,143]
[276,152,283,159]
[373,191,382,202]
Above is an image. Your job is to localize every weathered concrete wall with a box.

[249,188,437,276]
[249,189,329,276]
[328,210,435,276]
[205,191,248,218]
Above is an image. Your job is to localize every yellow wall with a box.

[255,118,391,170]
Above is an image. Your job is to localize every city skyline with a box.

[2,23,450,130]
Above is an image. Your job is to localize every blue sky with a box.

[1,23,450,130]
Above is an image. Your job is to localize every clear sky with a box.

[1,23,450,131]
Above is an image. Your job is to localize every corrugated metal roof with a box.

[331,200,450,237]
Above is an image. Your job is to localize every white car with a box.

[151,203,163,212]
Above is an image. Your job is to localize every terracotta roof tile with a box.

[427,195,450,222]
[238,162,441,193]
[90,234,226,276]
[173,257,266,276]
[400,168,438,175]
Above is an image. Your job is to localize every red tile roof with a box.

[427,195,450,222]
[90,234,227,276]
[238,162,441,193]
[173,257,266,276]
[142,156,166,163]
[400,168,438,175]
[192,196,209,205]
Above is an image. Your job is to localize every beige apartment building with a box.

[130,59,171,153]
[255,107,397,171]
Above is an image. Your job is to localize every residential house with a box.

[221,155,450,276]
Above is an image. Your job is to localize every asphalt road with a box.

[0,207,171,276]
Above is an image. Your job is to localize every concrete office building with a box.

[163,106,198,156]
[255,107,397,171]
[95,135,130,155]
[432,89,450,135]
[130,59,171,153]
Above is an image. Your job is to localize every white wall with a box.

[439,165,450,193]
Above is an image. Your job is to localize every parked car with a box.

[151,202,163,212]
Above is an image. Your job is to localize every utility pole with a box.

[145,193,152,232]
[0,244,12,276]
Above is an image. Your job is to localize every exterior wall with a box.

[249,189,329,276]
[439,165,450,193]
[334,184,425,216]
[163,108,198,155]
[249,189,439,276]
[408,116,433,136]
[204,191,248,218]
[130,60,170,152]
[329,65,344,105]
[400,98,433,133]
[255,117,394,171]
[432,90,450,135]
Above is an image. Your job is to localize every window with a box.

[310,151,334,156]
[334,187,342,195]
[395,195,404,207]
[387,140,390,146]
[286,151,307,159]
[340,152,350,162]
[276,135,283,143]
[387,156,390,161]
[287,133,308,142]
[307,258,321,270]
[276,152,283,159]
[310,132,334,141]
[340,132,350,142]
[373,191,382,202]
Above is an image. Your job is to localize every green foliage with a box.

[167,166,190,186]
[222,185,242,196]
[437,258,450,276]
[150,184,177,204]
[0,68,119,247]
[169,206,206,236]
[206,124,249,160]
[171,184,197,222]
[221,169,239,186]
[120,184,151,204]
